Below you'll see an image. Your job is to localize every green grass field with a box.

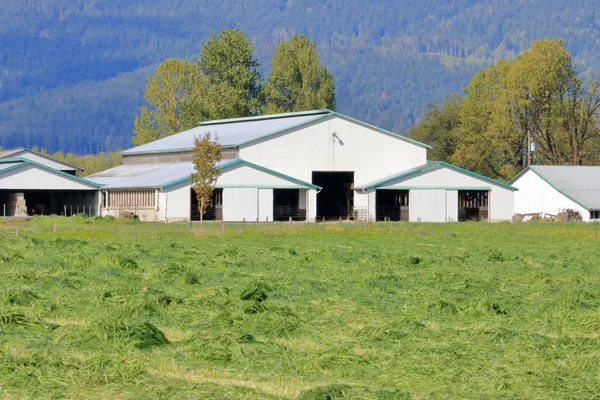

[0,217,599,399]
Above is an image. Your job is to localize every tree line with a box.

[132,30,335,145]
[409,39,600,181]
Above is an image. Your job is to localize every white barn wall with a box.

[258,189,273,222]
[513,170,589,221]
[223,188,258,221]
[446,190,458,222]
[14,152,78,172]
[0,164,96,190]
[379,166,514,221]
[217,164,310,189]
[164,182,191,222]
[239,117,427,187]
[409,190,447,222]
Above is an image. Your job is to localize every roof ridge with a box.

[197,109,332,126]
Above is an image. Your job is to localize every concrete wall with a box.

[513,170,590,221]
[239,116,427,187]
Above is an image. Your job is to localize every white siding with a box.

[378,166,514,222]
[0,164,96,190]
[409,190,447,222]
[223,188,258,222]
[14,152,79,172]
[513,170,589,221]
[218,163,309,188]
[164,181,191,222]
[258,189,273,222]
[239,116,427,186]
[446,190,458,222]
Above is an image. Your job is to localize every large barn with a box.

[87,110,517,223]
[511,166,600,221]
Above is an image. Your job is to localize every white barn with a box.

[0,155,99,217]
[86,110,517,223]
[511,166,600,222]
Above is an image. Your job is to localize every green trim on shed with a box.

[0,158,102,188]
[361,161,517,191]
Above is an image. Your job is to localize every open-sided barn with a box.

[86,110,517,223]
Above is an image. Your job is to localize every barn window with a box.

[106,190,156,208]
[591,211,600,220]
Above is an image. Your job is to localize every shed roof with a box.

[512,166,600,210]
[122,109,430,156]
[87,159,321,190]
[357,161,517,191]
[0,149,82,172]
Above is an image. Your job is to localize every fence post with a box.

[93,219,96,233]
[243,218,246,231]
[53,221,57,233]
[34,222,38,234]
[114,220,117,236]
[3,204,5,218]
[154,222,158,239]
[16,227,19,237]
[64,205,67,217]
[418,225,421,238]
[289,216,292,231]
[221,219,225,235]
[390,219,393,234]
[134,224,137,239]
[595,227,598,240]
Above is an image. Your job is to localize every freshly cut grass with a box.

[0,217,599,398]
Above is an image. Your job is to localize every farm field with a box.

[0,217,599,399]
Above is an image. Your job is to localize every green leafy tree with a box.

[264,34,336,113]
[133,59,207,146]
[408,94,461,162]
[191,132,222,225]
[420,39,600,180]
[198,29,262,117]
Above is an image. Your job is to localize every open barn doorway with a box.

[376,190,409,221]
[458,190,489,221]
[273,189,306,221]
[312,171,354,220]
[190,188,222,221]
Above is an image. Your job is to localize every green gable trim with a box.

[235,114,332,147]
[161,159,321,190]
[328,111,431,149]
[198,109,330,126]
[376,186,491,191]
[362,161,517,191]
[0,158,101,188]
[216,184,310,189]
[511,167,589,210]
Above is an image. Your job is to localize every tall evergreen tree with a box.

[264,34,335,113]
[198,28,263,117]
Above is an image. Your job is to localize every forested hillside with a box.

[1,0,599,154]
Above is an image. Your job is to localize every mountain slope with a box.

[1,0,599,153]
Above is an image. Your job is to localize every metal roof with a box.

[121,109,431,156]
[523,166,600,210]
[87,159,321,190]
[122,111,330,156]
[0,149,82,171]
[87,161,202,189]
[357,161,518,191]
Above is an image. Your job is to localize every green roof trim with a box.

[198,110,331,126]
[234,114,332,147]
[328,111,431,149]
[510,167,589,210]
[161,159,321,190]
[376,186,491,191]
[0,157,101,188]
[361,161,518,191]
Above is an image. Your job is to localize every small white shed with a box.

[511,166,600,222]
[357,162,517,222]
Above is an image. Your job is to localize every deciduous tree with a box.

[191,133,222,225]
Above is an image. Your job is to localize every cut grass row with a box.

[0,217,599,398]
